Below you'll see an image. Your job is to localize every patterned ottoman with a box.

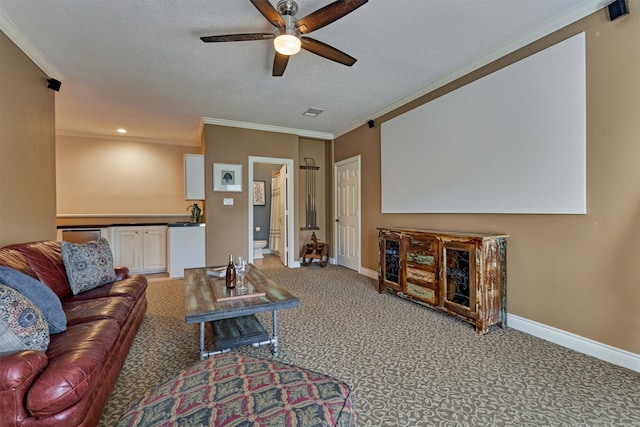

[117,353,355,427]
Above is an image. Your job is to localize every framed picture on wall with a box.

[213,163,242,192]
[253,181,266,206]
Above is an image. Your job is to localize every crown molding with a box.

[334,0,611,138]
[0,9,63,79]
[56,129,201,147]
[203,117,333,141]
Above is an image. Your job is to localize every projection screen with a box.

[380,32,586,214]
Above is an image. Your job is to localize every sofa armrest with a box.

[0,350,48,422]
[0,350,48,390]
[114,266,129,281]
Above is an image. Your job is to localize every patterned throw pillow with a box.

[0,284,50,354]
[61,237,117,295]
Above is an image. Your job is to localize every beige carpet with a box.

[100,265,640,426]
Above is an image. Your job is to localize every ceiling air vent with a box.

[303,108,324,117]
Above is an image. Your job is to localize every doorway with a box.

[248,156,296,268]
[334,155,361,271]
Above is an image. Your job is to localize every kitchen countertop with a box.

[57,222,205,229]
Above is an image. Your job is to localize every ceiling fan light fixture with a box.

[274,23,301,56]
[274,34,301,55]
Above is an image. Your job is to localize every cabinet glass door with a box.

[442,242,476,317]
[379,232,402,292]
[385,239,400,282]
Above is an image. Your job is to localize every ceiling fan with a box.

[200,0,368,76]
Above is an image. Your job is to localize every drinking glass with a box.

[235,256,247,291]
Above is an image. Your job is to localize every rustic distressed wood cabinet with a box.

[378,228,508,334]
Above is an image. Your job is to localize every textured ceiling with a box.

[0,0,610,145]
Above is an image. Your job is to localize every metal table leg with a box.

[199,322,206,360]
[272,310,279,357]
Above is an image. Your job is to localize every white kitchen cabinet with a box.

[167,224,206,278]
[184,154,205,200]
[112,227,142,272]
[112,226,167,273]
[142,227,167,271]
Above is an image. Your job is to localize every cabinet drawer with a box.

[406,253,436,268]
[406,236,437,269]
[406,268,436,286]
[407,235,438,252]
[406,282,437,305]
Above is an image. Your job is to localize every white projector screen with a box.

[381,32,586,214]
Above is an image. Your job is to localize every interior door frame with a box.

[333,155,361,272]
[248,156,298,267]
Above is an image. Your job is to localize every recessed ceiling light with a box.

[116,128,127,134]
[302,108,324,117]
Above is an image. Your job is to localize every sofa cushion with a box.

[0,247,36,277]
[5,241,71,299]
[0,266,67,334]
[61,238,116,295]
[68,275,147,303]
[0,284,49,354]
[27,319,120,418]
[62,296,134,328]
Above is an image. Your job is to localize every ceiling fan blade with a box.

[250,0,286,28]
[201,33,274,43]
[301,37,356,66]
[296,0,368,34]
[273,52,290,76]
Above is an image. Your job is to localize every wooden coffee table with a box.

[184,264,299,359]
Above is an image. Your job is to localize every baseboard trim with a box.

[357,267,639,373]
[507,314,639,373]
[360,266,377,280]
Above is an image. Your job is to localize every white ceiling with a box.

[0,0,610,145]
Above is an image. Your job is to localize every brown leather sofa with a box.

[0,240,147,426]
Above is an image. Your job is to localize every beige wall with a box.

[204,125,300,266]
[0,31,56,246]
[56,135,202,219]
[334,7,640,354]
[203,129,331,265]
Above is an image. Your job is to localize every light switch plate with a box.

[223,198,233,206]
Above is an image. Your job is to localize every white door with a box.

[335,157,360,271]
[278,164,289,267]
